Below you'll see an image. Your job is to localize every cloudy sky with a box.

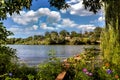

[3,0,105,38]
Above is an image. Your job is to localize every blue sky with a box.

[3,0,105,38]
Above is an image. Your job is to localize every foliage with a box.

[83,1,120,79]
[5,77,21,80]
[59,30,69,37]
[0,22,37,80]
[0,0,32,20]
[12,65,37,79]
[0,22,17,80]
[92,27,102,41]
[0,0,120,79]
[27,74,35,80]
[63,47,120,80]
[37,49,63,80]
[0,46,16,75]
[48,0,70,10]
[0,0,69,20]
[0,22,13,44]
[7,27,102,45]
[63,47,100,80]
[82,0,102,13]
[101,24,120,65]
[96,63,120,80]
[0,63,37,80]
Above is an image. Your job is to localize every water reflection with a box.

[8,45,97,66]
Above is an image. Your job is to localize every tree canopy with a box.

[0,0,100,20]
[0,22,13,44]
[0,0,69,20]
[0,0,32,20]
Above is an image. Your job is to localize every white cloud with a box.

[77,24,96,31]
[40,23,57,30]
[62,18,77,27]
[37,8,50,16]
[98,16,105,22]
[26,10,36,17]
[32,25,38,30]
[10,8,61,25]
[7,25,39,34]
[8,27,23,33]
[67,0,80,4]
[47,11,61,23]
[60,9,67,13]
[7,25,43,38]
[67,0,93,16]
[10,11,38,25]
[7,3,101,37]
[90,16,105,24]
[52,23,63,28]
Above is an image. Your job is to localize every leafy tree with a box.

[58,35,65,44]
[51,31,58,35]
[50,31,59,44]
[0,22,13,44]
[59,30,69,37]
[0,0,68,20]
[0,0,32,20]
[93,27,102,40]
[71,31,79,38]
[26,36,33,41]
[45,31,50,38]
[59,30,69,44]
[90,27,102,41]
[0,22,16,78]
[33,35,44,40]
[83,31,89,38]
[6,29,101,45]
[78,31,83,38]
[48,0,70,10]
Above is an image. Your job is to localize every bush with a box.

[63,47,120,80]
[37,50,63,80]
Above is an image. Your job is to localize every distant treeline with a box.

[7,27,102,45]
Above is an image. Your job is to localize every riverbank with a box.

[6,39,100,45]
[3,46,119,80]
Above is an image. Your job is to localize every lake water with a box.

[8,45,97,66]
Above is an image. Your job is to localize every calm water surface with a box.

[8,45,97,66]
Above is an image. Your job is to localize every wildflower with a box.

[106,69,112,74]
[88,72,93,76]
[105,63,110,67]
[82,68,87,72]
[85,72,89,75]
[115,75,119,79]
[9,73,12,77]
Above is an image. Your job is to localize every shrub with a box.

[37,49,63,80]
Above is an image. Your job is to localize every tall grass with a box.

[100,19,120,65]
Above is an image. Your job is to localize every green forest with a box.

[7,27,102,45]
